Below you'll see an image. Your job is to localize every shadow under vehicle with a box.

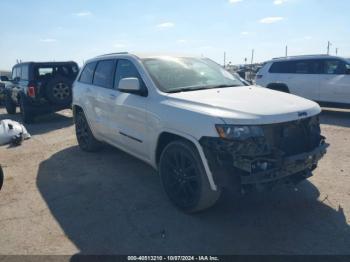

[37,146,350,255]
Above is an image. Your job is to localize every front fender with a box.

[153,128,219,191]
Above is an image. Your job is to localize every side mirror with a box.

[118,77,146,96]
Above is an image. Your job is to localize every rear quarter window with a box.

[269,61,295,74]
[79,62,97,84]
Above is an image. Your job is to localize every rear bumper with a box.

[21,94,71,114]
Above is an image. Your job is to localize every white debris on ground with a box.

[0,119,31,146]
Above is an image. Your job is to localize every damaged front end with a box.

[200,115,329,193]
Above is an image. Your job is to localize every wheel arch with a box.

[72,104,83,118]
[155,130,218,191]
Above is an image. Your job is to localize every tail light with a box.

[27,86,36,98]
[256,74,263,80]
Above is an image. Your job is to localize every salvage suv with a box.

[73,53,328,213]
[4,61,79,123]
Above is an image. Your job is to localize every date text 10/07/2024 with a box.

[127,256,220,261]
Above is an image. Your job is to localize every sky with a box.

[0,0,349,70]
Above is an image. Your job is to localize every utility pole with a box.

[335,48,338,56]
[250,49,255,65]
[249,49,255,82]
[327,41,332,55]
[285,45,288,57]
[223,52,226,68]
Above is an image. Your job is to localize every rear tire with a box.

[5,93,16,114]
[159,140,221,213]
[46,77,72,106]
[19,97,34,124]
[75,110,102,152]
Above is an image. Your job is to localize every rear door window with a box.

[79,62,97,84]
[295,60,323,74]
[92,60,116,89]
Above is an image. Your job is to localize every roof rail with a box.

[97,52,129,57]
[272,54,332,60]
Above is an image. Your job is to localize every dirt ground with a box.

[0,107,349,256]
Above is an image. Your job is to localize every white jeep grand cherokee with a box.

[73,53,328,213]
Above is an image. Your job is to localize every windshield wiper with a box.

[166,84,242,93]
[167,86,214,93]
[209,84,242,89]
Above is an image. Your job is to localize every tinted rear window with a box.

[269,61,295,73]
[35,64,79,80]
[269,60,323,74]
[93,60,115,89]
[79,62,97,84]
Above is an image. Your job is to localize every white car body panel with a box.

[73,53,323,191]
[319,74,350,103]
[256,55,350,106]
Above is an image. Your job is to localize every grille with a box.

[264,116,321,156]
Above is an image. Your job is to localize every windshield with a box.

[142,57,245,93]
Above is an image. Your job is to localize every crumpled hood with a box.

[165,85,321,125]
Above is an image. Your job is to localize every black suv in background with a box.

[0,75,12,104]
[4,62,79,123]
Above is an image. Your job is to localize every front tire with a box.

[159,140,221,213]
[75,110,102,152]
[5,94,16,114]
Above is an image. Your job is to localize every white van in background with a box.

[256,55,350,108]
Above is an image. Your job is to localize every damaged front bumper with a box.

[199,117,329,192]
[239,142,328,185]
